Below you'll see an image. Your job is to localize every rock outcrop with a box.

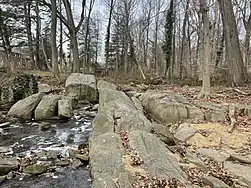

[65,73,97,103]
[89,81,188,187]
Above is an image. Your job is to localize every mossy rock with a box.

[23,164,48,175]
[0,74,38,109]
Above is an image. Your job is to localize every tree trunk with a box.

[218,0,247,86]
[199,0,210,98]
[105,0,114,74]
[24,0,35,69]
[51,0,59,79]
[71,30,80,73]
[179,0,190,79]
[35,0,40,69]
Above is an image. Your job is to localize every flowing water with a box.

[0,107,95,188]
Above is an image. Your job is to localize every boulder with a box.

[23,164,48,175]
[174,126,197,142]
[0,74,38,109]
[128,131,187,182]
[7,93,44,120]
[185,152,207,171]
[196,102,227,123]
[152,124,176,145]
[0,158,19,176]
[140,91,203,124]
[58,99,73,118]
[224,162,251,187]
[35,95,62,120]
[197,148,230,163]
[92,81,152,136]
[89,133,132,188]
[65,73,97,103]
[38,83,52,93]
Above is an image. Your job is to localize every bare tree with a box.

[199,0,210,98]
[51,0,59,78]
[218,0,247,86]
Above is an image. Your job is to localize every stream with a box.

[0,107,95,188]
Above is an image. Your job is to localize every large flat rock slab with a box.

[128,131,187,183]
[89,133,132,188]
[224,162,251,187]
[140,91,204,124]
[65,73,97,103]
[197,148,230,163]
[92,81,152,136]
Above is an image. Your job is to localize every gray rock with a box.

[38,83,52,93]
[185,152,207,171]
[92,110,114,137]
[174,126,197,142]
[140,91,203,124]
[92,81,152,136]
[197,148,230,163]
[229,153,251,164]
[128,131,187,183]
[89,133,131,188]
[58,99,73,118]
[202,176,230,188]
[196,102,227,123]
[23,164,48,175]
[7,93,44,120]
[71,159,82,169]
[0,158,19,175]
[35,95,62,120]
[65,73,97,103]
[205,109,226,123]
[152,124,176,145]
[224,161,251,187]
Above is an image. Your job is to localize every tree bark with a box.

[51,0,59,79]
[218,0,247,86]
[199,0,210,98]
[105,0,115,74]
[24,0,35,69]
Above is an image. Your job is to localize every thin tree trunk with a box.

[105,0,114,74]
[179,0,190,79]
[51,0,59,79]
[35,0,40,69]
[199,0,210,98]
[24,0,35,69]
